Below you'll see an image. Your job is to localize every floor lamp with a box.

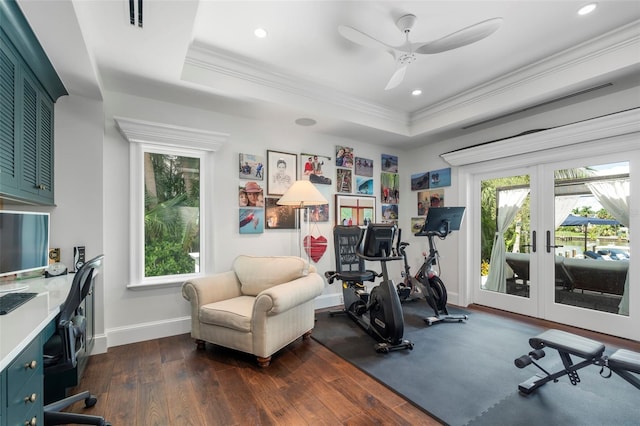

[277,180,328,260]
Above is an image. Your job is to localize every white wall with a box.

[97,90,404,348]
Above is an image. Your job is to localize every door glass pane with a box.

[553,162,629,315]
[480,175,531,297]
[144,152,200,277]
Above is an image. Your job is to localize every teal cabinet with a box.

[2,335,43,426]
[0,0,66,206]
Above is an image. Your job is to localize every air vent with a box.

[129,0,143,27]
[462,83,613,130]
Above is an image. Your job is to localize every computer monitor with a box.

[418,207,466,236]
[359,223,397,258]
[0,210,50,277]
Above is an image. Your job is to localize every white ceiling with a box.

[19,0,640,149]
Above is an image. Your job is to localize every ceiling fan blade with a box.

[384,65,407,91]
[338,25,396,50]
[414,17,503,54]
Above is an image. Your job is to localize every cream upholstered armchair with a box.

[181,255,324,367]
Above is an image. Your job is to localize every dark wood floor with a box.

[65,306,639,425]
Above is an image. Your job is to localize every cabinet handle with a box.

[25,417,37,426]
[24,393,37,403]
[24,360,37,369]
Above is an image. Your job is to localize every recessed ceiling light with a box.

[412,89,422,96]
[578,3,597,15]
[295,118,316,126]
[254,28,267,38]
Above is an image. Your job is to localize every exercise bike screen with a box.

[361,224,396,258]
[421,207,466,234]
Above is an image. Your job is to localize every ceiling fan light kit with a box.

[339,13,503,90]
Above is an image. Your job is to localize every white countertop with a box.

[0,274,74,371]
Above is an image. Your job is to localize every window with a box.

[115,116,228,288]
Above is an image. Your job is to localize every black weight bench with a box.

[515,329,640,394]
[607,348,640,390]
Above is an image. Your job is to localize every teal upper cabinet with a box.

[0,0,67,205]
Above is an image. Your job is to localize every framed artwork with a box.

[301,152,332,185]
[336,146,354,168]
[381,204,398,222]
[335,194,375,226]
[418,189,445,208]
[267,150,297,195]
[381,154,398,173]
[239,153,264,180]
[355,176,373,195]
[265,197,298,229]
[239,208,263,234]
[336,168,352,193]
[381,172,399,203]
[354,157,373,177]
[238,181,264,207]
[429,167,452,188]
[411,217,426,233]
[304,204,330,222]
[411,171,430,191]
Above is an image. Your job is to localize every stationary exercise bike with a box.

[395,228,424,303]
[413,207,468,326]
[325,224,413,353]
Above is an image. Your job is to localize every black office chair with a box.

[43,254,110,426]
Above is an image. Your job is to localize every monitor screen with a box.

[0,210,50,277]
[420,207,466,235]
[359,223,396,258]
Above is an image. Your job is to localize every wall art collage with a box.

[409,167,452,233]
[237,148,400,238]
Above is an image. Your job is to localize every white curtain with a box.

[554,195,580,229]
[586,179,630,315]
[484,188,530,292]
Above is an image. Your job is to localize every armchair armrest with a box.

[254,272,324,315]
[182,270,242,309]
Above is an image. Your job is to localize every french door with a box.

[471,152,636,340]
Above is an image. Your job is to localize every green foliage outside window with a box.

[144,153,200,277]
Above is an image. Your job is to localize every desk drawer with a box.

[6,337,42,402]
[6,373,42,426]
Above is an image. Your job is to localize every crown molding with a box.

[114,116,229,151]
[183,40,409,135]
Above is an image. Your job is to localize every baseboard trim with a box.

[105,316,191,348]
[97,293,362,351]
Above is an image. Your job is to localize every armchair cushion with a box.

[234,255,310,296]
[200,295,255,332]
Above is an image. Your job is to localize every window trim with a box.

[114,116,228,289]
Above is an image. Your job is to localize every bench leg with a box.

[518,354,594,394]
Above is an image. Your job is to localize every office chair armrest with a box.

[254,273,324,315]
[182,271,242,308]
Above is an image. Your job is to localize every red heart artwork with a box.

[304,235,328,263]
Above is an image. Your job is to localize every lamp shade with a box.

[277,180,328,207]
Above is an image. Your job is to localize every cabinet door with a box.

[0,37,19,193]
[18,70,54,204]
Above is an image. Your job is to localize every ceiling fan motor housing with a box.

[396,14,417,33]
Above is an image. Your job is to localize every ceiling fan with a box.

[339,14,503,90]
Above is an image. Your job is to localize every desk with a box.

[0,274,74,426]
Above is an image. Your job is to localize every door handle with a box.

[546,230,563,253]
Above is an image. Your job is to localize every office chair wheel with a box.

[85,395,98,407]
